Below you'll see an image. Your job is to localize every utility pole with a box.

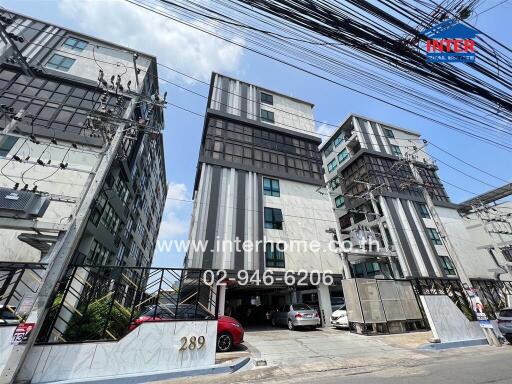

[0,98,136,383]
[0,109,25,147]
[320,186,351,278]
[408,160,501,347]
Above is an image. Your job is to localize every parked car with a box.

[497,307,512,344]
[217,315,244,352]
[130,305,244,352]
[330,304,348,329]
[271,303,320,330]
[0,305,20,325]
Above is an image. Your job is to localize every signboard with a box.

[15,293,36,318]
[11,322,35,345]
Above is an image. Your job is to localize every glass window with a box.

[501,247,512,262]
[337,148,349,164]
[418,203,430,218]
[260,92,273,105]
[384,128,395,138]
[261,109,275,123]
[264,207,283,229]
[0,136,17,157]
[63,37,88,52]
[335,195,345,208]
[263,177,280,197]
[391,145,402,157]
[327,158,337,173]
[426,228,442,245]
[46,54,76,72]
[265,243,285,268]
[439,256,456,275]
[334,135,343,147]
[324,142,334,157]
[329,176,341,190]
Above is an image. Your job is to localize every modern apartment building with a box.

[185,73,344,325]
[320,114,461,280]
[0,9,167,272]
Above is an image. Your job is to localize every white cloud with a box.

[58,0,244,82]
[316,122,335,143]
[157,182,191,239]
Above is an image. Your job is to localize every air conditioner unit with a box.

[0,187,50,219]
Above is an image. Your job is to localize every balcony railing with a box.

[0,262,46,325]
[37,265,218,344]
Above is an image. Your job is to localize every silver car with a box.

[497,307,512,344]
[271,303,320,330]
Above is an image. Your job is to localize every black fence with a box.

[410,277,475,320]
[0,262,46,325]
[37,265,218,344]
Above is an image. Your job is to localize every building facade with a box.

[320,114,462,280]
[0,9,167,273]
[186,73,344,325]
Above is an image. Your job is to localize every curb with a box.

[418,338,488,351]
[43,357,252,384]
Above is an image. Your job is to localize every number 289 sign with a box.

[11,323,35,345]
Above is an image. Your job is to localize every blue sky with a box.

[5,0,511,267]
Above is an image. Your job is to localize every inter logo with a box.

[421,19,479,63]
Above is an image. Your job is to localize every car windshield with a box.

[499,309,512,318]
[332,304,346,311]
[292,304,312,311]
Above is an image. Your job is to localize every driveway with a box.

[243,325,432,369]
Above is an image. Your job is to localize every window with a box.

[260,92,273,105]
[0,136,17,157]
[46,54,76,72]
[334,135,343,147]
[337,148,349,164]
[265,243,285,268]
[329,176,341,190]
[439,256,456,276]
[418,203,430,218]
[391,145,402,157]
[426,228,442,245]
[335,195,345,208]
[264,207,283,229]
[327,158,337,172]
[384,128,395,138]
[263,177,280,197]
[324,142,334,157]
[501,247,512,262]
[63,37,88,52]
[261,109,275,123]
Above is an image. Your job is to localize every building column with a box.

[291,289,298,304]
[217,284,226,316]
[317,283,332,328]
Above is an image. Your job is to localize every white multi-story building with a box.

[186,73,344,325]
[320,114,512,289]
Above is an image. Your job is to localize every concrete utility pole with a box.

[0,109,25,147]
[321,186,352,278]
[0,98,136,383]
[408,161,501,347]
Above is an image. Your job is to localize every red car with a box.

[129,306,244,352]
[217,315,244,352]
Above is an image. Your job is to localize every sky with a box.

[3,0,511,268]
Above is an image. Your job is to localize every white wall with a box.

[0,138,98,262]
[0,326,16,375]
[263,179,343,273]
[17,320,217,383]
[438,206,502,279]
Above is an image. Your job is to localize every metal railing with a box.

[0,262,46,325]
[410,277,475,320]
[37,265,218,344]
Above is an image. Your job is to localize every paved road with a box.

[266,346,512,384]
